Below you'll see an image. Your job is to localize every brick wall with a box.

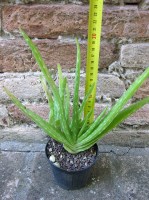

[0,0,149,146]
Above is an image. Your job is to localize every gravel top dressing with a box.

[46,138,97,172]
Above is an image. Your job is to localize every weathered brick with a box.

[102,6,149,39]
[0,73,44,103]
[104,0,120,4]
[120,44,149,69]
[2,5,149,40]
[0,0,88,4]
[0,72,125,103]
[0,39,33,72]
[97,74,126,98]
[7,103,49,124]
[123,104,149,126]
[135,79,149,99]
[0,105,9,127]
[7,103,109,124]
[0,7,1,36]
[66,73,126,99]
[0,38,117,72]
[140,0,149,10]
[2,5,88,39]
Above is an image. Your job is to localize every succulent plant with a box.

[4,29,149,154]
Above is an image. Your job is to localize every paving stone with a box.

[1,149,149,199]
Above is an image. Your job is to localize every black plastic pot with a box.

[45,143,98,190]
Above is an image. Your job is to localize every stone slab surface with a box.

[1,149,149,200]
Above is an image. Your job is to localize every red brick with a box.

[7,103,49,124]
[0,39,33,72]
[102,6,149,39]
[134,79,149,100]
[2,4,88,39]
[0,39,117,72]
[0,7,1,36]
[123,104,149,126]
[2,5,149,40]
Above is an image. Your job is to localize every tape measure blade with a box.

[84,0,104,124]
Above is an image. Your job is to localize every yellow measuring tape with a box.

[84,0,104,124]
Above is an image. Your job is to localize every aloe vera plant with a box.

[4,30,149,154]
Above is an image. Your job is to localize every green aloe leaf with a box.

[20,29,72,143]
[78,106,108,140]
[102,96,149,134]
[58,64,66,102]
[79,83,95,119]
[71,38,81,138]
[78,67,149,150]
[3,87,71,146]
[65,80,70,124]
[40,75,54,123]
[77,96,149,152]
[78,109,93,138]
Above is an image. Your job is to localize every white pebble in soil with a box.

[54,162,60,168]
[49,155,56,163]
[49,148,52,152]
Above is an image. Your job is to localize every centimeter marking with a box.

[84,0,104,124]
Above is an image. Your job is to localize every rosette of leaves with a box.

[4,30,149,154]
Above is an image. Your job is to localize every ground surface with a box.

[0,125,149,200]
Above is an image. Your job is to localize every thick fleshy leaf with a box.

[102,96,149,134]
[20,29,72,142]
[78,109,93,137]
[78,106,108,140]
[65,80,70,124]
[3,87,71,146]
[79,83,94,119]
[40,75,54,123]
[76,96,149,152]
[71,39,81,138]
[78,67,149,150]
